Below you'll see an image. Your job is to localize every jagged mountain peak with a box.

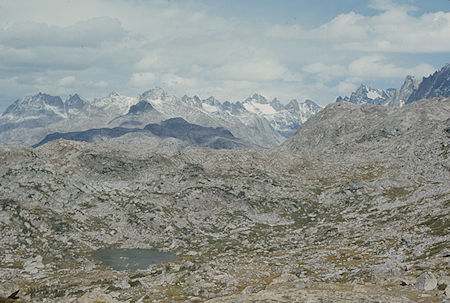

[68,93,81,99]
[336,63,449,108]
[300,99,322,112]
[404,75,417,82]
[127,100,154,115]
[107,91,121,97]
[2,92,65,118]
[336,84,394,106]
[303,99,317,106]
[406,62,450,104]
[66,93,87,105]
[356,84,381,98]
[141,87,167,100]
[244,93,268,104]
[387,75,421,107]
[205,96,220,105]
[90,92,139,119]
[178,95,201,111]
[181,95,201,105]
[66,93,88,113]
[285,99,299,112]
[270,98,284,111]
[30,92,64,104]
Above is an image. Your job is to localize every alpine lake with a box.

[92,248,178,271]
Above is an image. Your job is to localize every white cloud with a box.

[369,0,416,12]
[303,55,435,85]
[335,80,360,95]
[265,24,302,39]
[303,63,347,82]
[348,55,435,78]
[129,72,157,88]
[318,12,368,41]
[0,17,126,49]
[59,76,76,86]
[161,74,198,89]
[317,9,450,53]
[135,53,162,71]
[214,59,290,82]
[88,81,109,88]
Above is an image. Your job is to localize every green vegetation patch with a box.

[419,214,450,236]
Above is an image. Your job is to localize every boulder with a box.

[415,272,437,291]
[23,255,44,274]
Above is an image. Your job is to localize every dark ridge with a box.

[144,117,235,145]
[33,117,247,149]
[127,100,154,115]
[33,127,143,148]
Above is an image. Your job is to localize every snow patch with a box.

[243,102,277,115]
[202,103,219,113]
[367,90,382,100]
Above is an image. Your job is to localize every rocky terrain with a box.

[0,97,448,302]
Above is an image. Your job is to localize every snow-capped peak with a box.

[91,92,138,116]
[2,93,66,120]
[285,99,299,112]
[244,93,269,104]
[270,98,284,111]
[141,87,167,100]
[336,84,394,106]
[204,96,221,105]
[65,93,88,115]
[107,91,121,97]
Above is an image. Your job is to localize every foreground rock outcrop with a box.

[0,98,448,302]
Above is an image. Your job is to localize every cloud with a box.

[214,59,290,82]
[334,80,360,95]
[59,76,76,86]
[161,73,198,88]
[303,63,347,82]
[129,72,157,88]
[348,55,435,78]
[88,81,109,88]
[318,11,368,41]
[304,55,435,82]
[317,9,450,53]
[0,17,126,49]
[369,0,416,12]
[0,44,134,73]
[265,24,302,39]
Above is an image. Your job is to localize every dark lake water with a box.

[92,248,178,271]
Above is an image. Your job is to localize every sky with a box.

[0,0,449,111]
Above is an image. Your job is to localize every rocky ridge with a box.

[336,85,395,106]
[336,63,450,107]
[406,63,450,104]
[0,97,448,302]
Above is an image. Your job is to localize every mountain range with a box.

[0,89,322,148]
[336,63,450,107]
[1,63,449,149]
